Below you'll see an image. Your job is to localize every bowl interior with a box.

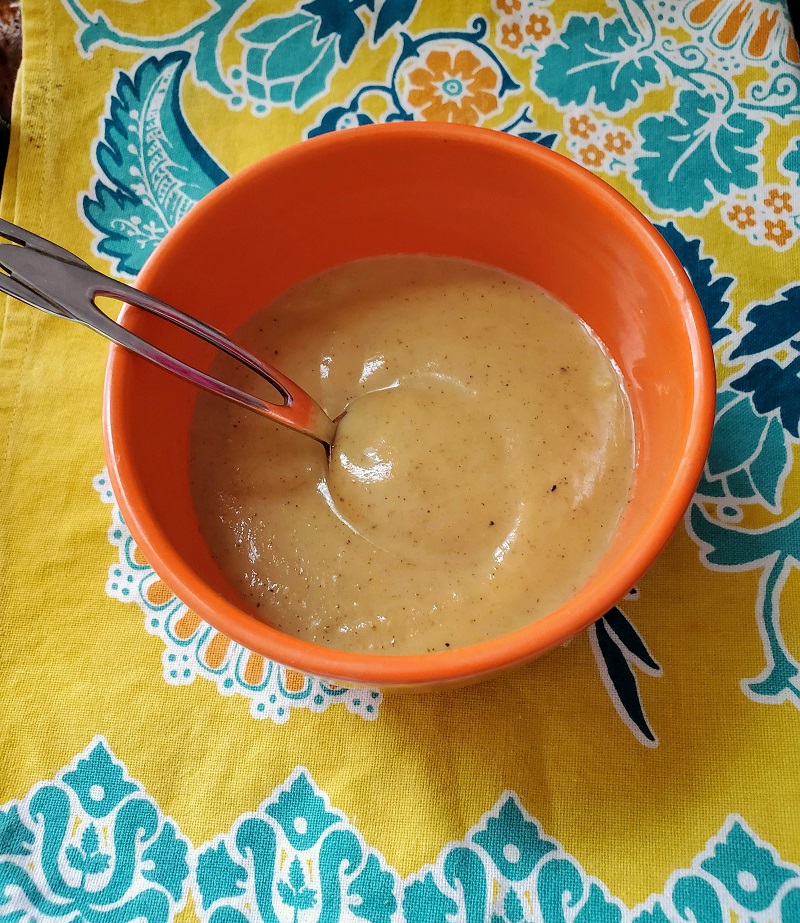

[104,124,713,687]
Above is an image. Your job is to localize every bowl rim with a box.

[104,121,716,687]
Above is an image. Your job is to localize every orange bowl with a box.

[104,123,715,689]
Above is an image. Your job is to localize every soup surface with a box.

[190,256,634,655]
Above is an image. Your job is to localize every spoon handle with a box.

[0,223,336,448]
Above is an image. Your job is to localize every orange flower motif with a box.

[764,188,792,215]
[727,204,756,229]
[501,22,524,48]
[580,144,605,168]
[569,114,596,139]
[495,0,521,12]
[603,131,632,155]
[406,49,500,126]
[764,219,793,247]
[525,14,551,40]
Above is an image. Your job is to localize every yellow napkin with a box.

[2,1,800,920]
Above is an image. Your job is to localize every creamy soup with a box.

[190,256,634,655]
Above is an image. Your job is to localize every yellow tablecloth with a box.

[2,1,800,920]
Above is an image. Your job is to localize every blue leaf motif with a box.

[634,91,764,212]
[603,607,660,672]
[749,417,790,508]
[294,40,338,111]
[82,51,228,277]
[515,130,558,150]
[62,741,138,819]
[265,21,325,79]
[501,107,559,150]
[731,358,800,438]
[84,852,111,875]
[688,504,789,569]
[306,103,374,138]
[701,821,797,912]
[302,0,365,62]
[698,388,791,513]
[68,822,110,878]
[591,613,658,746]
[373,0,419,42]
[240,13,311,46]
[729,286,800,360]
[656,222,733,346]
[289,857,306,891]
[535,15,662,113]
[707,393,767,479]
[195,841,247,911]
[471,796,555,882]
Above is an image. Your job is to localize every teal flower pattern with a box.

[3,747,800,922]
[264,773,341,851]
[68,0,800,241]
[229,12,339,114]
[0,738,192,923]
[61,741,139,818]
[193,769,400,923]
[64,0,421,117]
[702,821,797,913]
[471,797,556,882]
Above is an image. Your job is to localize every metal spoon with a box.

[0,219,337,449]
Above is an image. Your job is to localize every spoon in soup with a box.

[0,219,338,450]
